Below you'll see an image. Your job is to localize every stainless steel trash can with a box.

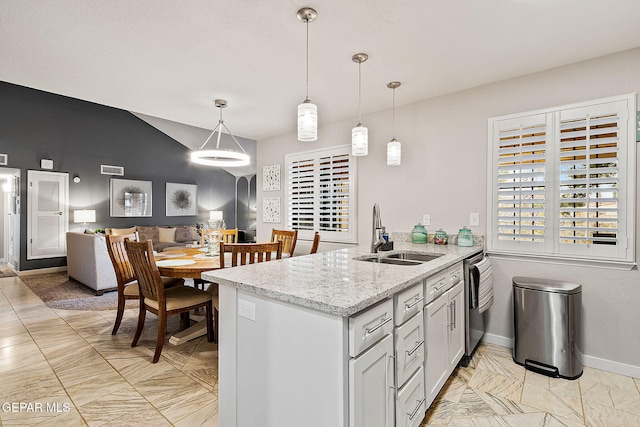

[513,276,582,379]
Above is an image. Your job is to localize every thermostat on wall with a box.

[41,159,54,169]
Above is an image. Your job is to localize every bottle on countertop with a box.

[434,228,448,245]
[457,226,473,247]
[381,226,389,242]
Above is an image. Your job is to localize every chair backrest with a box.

[310,232,321,254]
[125,239,164,303]
[270,229,298,257]
[221,228,239,244]
[219,242,282,268]
[105,233,138,289]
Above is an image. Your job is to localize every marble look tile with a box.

[475,351,525,383]
[467,367,523,401]
[580,366,638,392]
[0,361,64,403]
[0,346,47,374]
[583,399,640,427]
[0,341,39,360]
[453,388,499,418]
[152,383,214,424]
[100,402,171,427]
[581,381,640,416]
[436,373,468,404]
[421,397,457,425]
[0,391,79,427]
[520,381,584,423]
[65,369,128,407]
[174,399,218,427]
[107,356,177,385]
[133,370,202,403]
[501,412,585,427]
[447,415,510,426]
[78,385,147,426]
[524,370,581,398]
[473,388,540,416]
[184,368,218,391]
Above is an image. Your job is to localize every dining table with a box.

[154,246,222,345]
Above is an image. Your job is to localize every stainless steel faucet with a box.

[371,203,385,253]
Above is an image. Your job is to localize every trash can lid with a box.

[512,276,582,294]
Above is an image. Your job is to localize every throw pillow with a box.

[158,227,176,243]
[107,227,137,236]
[174,225,200,243]
[137,225,159,243]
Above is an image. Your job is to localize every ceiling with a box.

[2,1,640,142]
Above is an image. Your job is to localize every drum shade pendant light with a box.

[351,53,369,156]
[191,99,250,167]
[386,82,402,166]
[297,7,318,142]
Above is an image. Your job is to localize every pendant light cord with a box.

[305,19,310,100]
[392,87,396,139]
[358,61,362,124]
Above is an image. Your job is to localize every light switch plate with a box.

[40,159,54,170]
[422,214,431,226]
[470,212,480,227]
[238,299,256,321]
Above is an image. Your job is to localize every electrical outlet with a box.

[238,299,256,321]
[422,214,431,226]
[470,212,480,227]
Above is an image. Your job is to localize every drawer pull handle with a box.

[408,397,426,421]
[365,317,392,336]
[406,340,424,356]
[434,280,448,291]
[405,296,424,310]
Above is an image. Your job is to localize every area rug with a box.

[0,266,17,278]
[19,272,138,311]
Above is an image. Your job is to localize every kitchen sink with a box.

[386,252,443,262]
[355,256,423,266]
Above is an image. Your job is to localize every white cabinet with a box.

[396,367,426,427]
[349,334,395,427]
[424,264,465,407]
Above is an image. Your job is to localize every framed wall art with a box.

[166,182,197,216]
[262,197,280,223]
[110,178,152,217]
[262,164,280,191]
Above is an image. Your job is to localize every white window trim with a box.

[486,93,636,269]
[285,144,357,244]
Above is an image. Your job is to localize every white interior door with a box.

[27,170,68,260]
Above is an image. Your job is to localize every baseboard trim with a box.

[17,266,67,277]
[481,332,640,378]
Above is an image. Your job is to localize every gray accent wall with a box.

[0,81,245,271]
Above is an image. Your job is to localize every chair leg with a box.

[153,312,167,363]
[111,295,126,335]
[213,305,218,343]
[131,303,146,347]
[206,301,215,343]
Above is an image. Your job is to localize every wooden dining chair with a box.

[106,234,184,335]
[310,232,321,254]
[220,228,239,243]
[271,229,298,257]
[125,240,214,363]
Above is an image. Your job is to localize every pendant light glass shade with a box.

[387,139,401,166]
[386,81,402,166]
[298,99,318,142]
[351,53,369,156]
[190,99,250,167]
[352,124,368,156]
[297,7,318,142]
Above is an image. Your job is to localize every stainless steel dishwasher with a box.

[460,251,486,366]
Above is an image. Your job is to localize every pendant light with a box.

[387,81,402,166]
[190,99,250,167]
[351,53,369,156]
[297,7,318,142]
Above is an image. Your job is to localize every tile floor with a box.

[1,275,639,426]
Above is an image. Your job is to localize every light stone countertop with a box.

[202,242,483,317]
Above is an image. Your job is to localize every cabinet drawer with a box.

[450,263,463,287]
[425,269,450,304]
[396,366,426,427]
[349,299,394,357]
[394,282,424,326]
[395,311,425,387]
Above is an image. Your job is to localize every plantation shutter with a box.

[492,114,549,253]
[286,145,356,243]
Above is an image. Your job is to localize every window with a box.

[487,94,636,267]
[286,145,357,243]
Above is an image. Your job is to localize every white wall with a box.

[257,48,640,373]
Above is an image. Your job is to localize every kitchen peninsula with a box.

[203,242,482,427]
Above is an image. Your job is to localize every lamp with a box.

[73,209,96,226]
[297,7,318,142]
[209,210,224,221]
[191,99,250,167]
[351,53,369,156]
[386,81,402,166]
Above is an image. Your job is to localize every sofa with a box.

[67,225,201,294]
